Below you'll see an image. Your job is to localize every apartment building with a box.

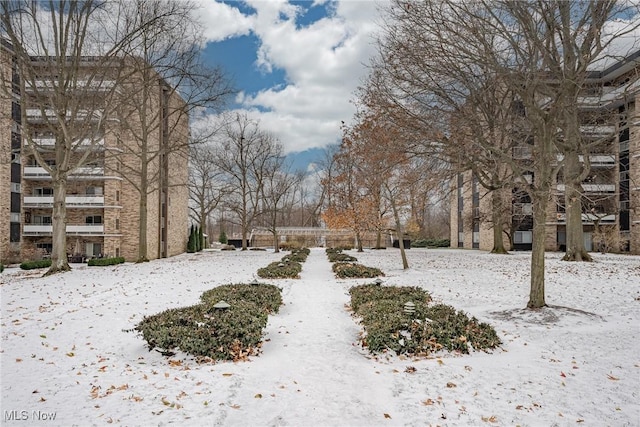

[0,41,189,264]
[452,50,640,254]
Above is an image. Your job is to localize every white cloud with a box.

[197,0,387,154]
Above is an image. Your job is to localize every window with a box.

[85,215,103,224]
[115,247,120,257]
[34,187,53,196]
[86,186,103,196]
[115,218,120,230]
[514,231,533,244]
[36,243,53,253]
[33,215,52,225]
[116,190,120,202]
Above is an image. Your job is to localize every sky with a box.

[191,0,386,170]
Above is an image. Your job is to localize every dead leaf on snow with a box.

[255,394,262,399]
[230,404,241,409]
[383,413,391,419]
[446,382,457,388]
[607,374,620,381]
[481,415,498,423]
[422,399,435,406]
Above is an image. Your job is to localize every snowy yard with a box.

[1,247,639,426]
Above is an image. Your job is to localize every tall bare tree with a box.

[112,0,233,262]
[376,0,638,307]
[214,113,283,250]
[262,164,302,252]
[0,0,144,274]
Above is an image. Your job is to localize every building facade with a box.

[452,50,640,254]
[0,41,189,264]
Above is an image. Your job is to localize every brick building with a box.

[451,50,640,254]
[0,41,189,264]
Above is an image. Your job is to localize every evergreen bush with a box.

[332,262,383,279]
[349,284,501,356]
[218,230,228,244]
[20,259,52,270]
[87,257,125,266]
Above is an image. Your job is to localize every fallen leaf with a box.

[383,413,391,419]
[560,372,566,378]
[481,415,498,423]
[255,394,262,399]
[230,404,241,409]
[222,373,233,377]
[446,382,457,388]
[422,399,435,406]
[66,352,75,357]
[607,374,620,381]
[15,358,22,362]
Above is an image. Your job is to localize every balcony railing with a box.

[23,224,105,236]
[556,183,616,193]
[23,166,105,179]
[555,154,616,167]
[555,213,616,223]
[25,108,103,123]
[25,79,115,91]
[25,137,105,148]
[23,195,105,207]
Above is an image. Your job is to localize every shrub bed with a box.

[0,264,4,273]
[201,283,282,314]
[412,238,451,248]
[327,252,358,263]
[87,257,125,266]
[349,284,501,356]
[20,259,52,270]
[133,283,282,362]
[333,262,383,279]
[257,260,302,279]
[284,248,310,263]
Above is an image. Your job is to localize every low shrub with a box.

[134,301,268,361]
[350,284,431,313]
[0,264,3,273]
[333,262,383,279]
[285,248,310,263]
[132,282,283,362]
[87,257,125,266]
[412,238,451,248]
[221,245,236,251]
[327,252,357,263]
[279,241,302,251]
[200,283,282,314]
[20,259,52,270]
[257,260,302,279]
[349,284,501,355]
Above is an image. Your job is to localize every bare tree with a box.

[262,163,303,252]
[188,139,229,246]
[112,0,233,262]
[214,112,283,250]
[0,0,144,274]
[375,0,638,307]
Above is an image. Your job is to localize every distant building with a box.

[451,50,640,254]
[0,40,189,263]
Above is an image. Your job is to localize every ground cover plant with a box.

[87,256,125,266]
[349,283,501,355]
[333,262,383,279]
[133,283,282,362]
[19,259,52,270]
[257,248,309,279]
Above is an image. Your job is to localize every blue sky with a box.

[194,0,385,171]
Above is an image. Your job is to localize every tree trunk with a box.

[491,190,508,254]
[376,230,382,249]
[45,177,71,275]
[137,192,149,263]
[390,195,409,270]
[356,230,363,252]
[528,193,548,308]
[562,151,592,261]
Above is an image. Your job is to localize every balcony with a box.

[556,183,616,193]
[23,195,105,208]
[23,166,106,180]
[25,108,103,123]
[25,136,105,149]
[555,154,616,167]
[555,213,616,224]
[579,125,616,138]
[25,79,116,92]
[23,223,105,236]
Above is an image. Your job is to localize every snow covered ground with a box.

[1,247,639,426]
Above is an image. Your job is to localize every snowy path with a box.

[220,248,402,426]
